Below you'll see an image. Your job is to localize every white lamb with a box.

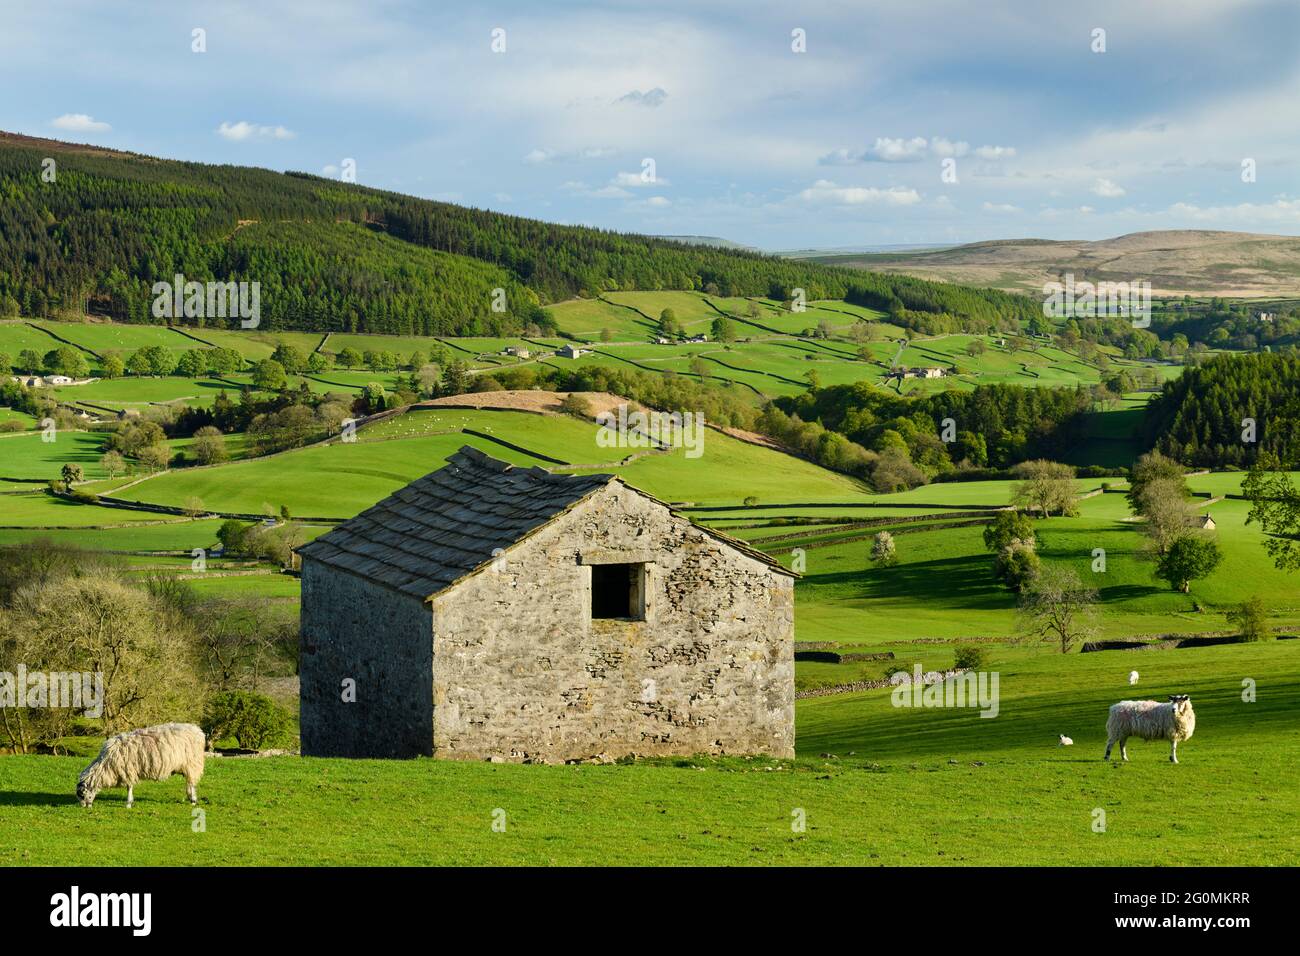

[1104,695,1195,764]
[1128,670,1139,686]
[1058,735,1073,746]
[77,723,206,808]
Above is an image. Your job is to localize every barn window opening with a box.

[590,562,645,620]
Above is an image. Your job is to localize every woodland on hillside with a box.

[0,136,1038,336]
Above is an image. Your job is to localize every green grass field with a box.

[26,320,195,359]
[104,410,868,515]
[3,638,1294,865]
[0,431,108,481]
[7,302,1169,409]
[0,321,64,358]
[5,331,1298,867]
[53,375,247,410]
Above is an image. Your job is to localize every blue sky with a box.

[5,0,1299,250]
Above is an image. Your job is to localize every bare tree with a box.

[196,598,281,690]
[1017,565,1099,653]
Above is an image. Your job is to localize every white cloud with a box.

[616,87,668,107]
[589,185,633,199]
[643,196,671,207]
[320,164,340,177]
[525,146,616,164]
[818,148,866,166]
[216,121,295,142]
[929,137,970,158]
[611,171,669,188]
[975,145,1017,160]
[822,137,1004,164]
[867,136,930,162]
[1165,197,1300,223]
[982,201,1021,213]
[797,180,922,206]
[1092,178,1126,198]
[50,113,110,133]
[1040,205,1097,218]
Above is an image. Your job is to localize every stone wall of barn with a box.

[429,484,795,763]
[299,560,434,758]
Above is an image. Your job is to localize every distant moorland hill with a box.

[809,229,1300,298]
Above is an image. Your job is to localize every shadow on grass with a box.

[0,790,74,807]
[806,554,1013,611]
[798,676,1300,761]
[1095,583,1165,601]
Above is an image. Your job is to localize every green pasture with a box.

[789,491,1300,644]
[0,322,63,359]
[0,407,36,428]
[604,291,717,332]
[107,432,551,517]
[3,638,1295,865]
[53,375,247,410]
[0,518,230,551]
[548,297,656,341]
[0,431,108,481]
[28,321,194,358]
[0,492,176,528]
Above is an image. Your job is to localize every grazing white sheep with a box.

[77,723,206,808]
[1129,670,1139,686]
[1104,695,1196,764]
[1058,735,1074,746]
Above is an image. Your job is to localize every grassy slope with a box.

[8,293,1174,413]
[6,381,1299,866]
[0,431,108,481]
[4,640,1295,865]
[789,491,1300,644]
[105,411,867,515]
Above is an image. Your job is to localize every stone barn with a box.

[297,446,795,763]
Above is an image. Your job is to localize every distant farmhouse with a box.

[297,447,796,763]
[888,366,948,381]
[1197,514,1217,531]
[8,374,90,388]
[503,345,530,359]
[556,344,585,359]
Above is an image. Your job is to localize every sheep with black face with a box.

[1104,695,1196,763]
[77,723,206,808]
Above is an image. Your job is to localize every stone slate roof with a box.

[298,445,795,600]
[298,446,613,600]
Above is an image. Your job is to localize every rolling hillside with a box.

[0,131,1036,337]
[811,229,1300,297]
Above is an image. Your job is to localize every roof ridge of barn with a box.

[298,445,794,601]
